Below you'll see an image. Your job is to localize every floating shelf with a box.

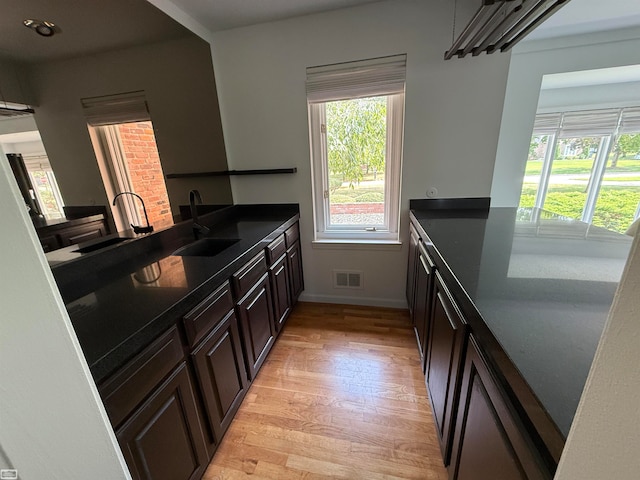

[166,168,297,179]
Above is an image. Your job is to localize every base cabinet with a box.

[413,241,434,369]
[236,272,276,380]
[270,254,292,333]
[426,271,467,465]
[99,218,303,480]
[191,310,248,455]
[406,224,420,320]
[116,363,208,480]
[449,337,549,480]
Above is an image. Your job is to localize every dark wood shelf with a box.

[166,168,297,179]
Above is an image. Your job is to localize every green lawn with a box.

[525,158,640,176]
[329,173,385,203]
[520,184,639,232]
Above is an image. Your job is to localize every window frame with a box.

[308,92,404,243]
[524,107,640,228]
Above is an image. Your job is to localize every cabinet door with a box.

[287,241,304,303]
[39,233,61,253]
[426,271,467,465]
[192,310,248,455]
[236,273,276,380]
[450,337,549,480]
[413,241,434,368]
[406,223,420,321]
[59,220,107,247]
[270,254,292,333]
[117,362,208,480]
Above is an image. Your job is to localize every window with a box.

[307,55,406,242]
[83,92,174,231]
[24,155,65,219]
[520,107,640,233]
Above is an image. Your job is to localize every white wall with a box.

[0,58,34,106]
[210,0,511,307]
[492,27,640,207]
[555,229,640,479]
[27,35,232,213]
[0,144,130,479]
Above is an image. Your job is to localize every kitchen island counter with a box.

[410,200,631,467]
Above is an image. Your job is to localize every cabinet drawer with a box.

[183,281,234,347]
[266,234,287,265]
[100,327,184,428]
[232,251,268,299]
[284,223,299,248]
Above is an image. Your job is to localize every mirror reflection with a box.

[0,0,232,252]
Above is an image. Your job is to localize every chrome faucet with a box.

[112,192,154,234]
[189,189,210,239]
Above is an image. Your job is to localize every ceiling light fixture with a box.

[445,0,571,60]
[23,19,58,37]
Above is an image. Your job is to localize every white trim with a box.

[311,239,403,251]
[309,93,405,242]
[298,293,408,310]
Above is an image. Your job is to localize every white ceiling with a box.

[168,0,384,32]
[1,0,639,64]
[528,0,640,40]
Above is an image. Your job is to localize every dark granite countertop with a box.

[410,201,632,442]
[50,204,300,384]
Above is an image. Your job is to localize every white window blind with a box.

[558,109,620,138]
[22,155,52,171]
[620,107,640,134]
[81,91,150,126]
[306,54,407,104]
[532,113,562,135]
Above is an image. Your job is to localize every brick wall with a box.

[118,122,173,230]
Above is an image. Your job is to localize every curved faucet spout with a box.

[112,191,154,234]
[189,189,209,239]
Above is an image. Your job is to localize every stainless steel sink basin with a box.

[73,237,131,254]
[172,238,240,257]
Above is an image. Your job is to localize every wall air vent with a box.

[445,0,572,60]
[334,270,363,289]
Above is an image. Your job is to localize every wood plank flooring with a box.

[203,302,448,480]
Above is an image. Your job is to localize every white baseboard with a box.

[298,292,408,309]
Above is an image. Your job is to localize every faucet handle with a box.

[131,224,154,234]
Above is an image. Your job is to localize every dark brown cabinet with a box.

[100,328,208,480]
[37,215,109,252]
[233,252,276,380]
[449,337,548,480]
[191,310,248,453]
[94,215,305,480]
[426,270,468,465]
[270,254,292,333]
[285,224,304,303]
[406,223,420,320]
[116,362,208,480]
[184,281,248,456]
[413,240,434,368]
[58,220,107,246]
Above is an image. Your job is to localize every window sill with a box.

[311,239,403,251]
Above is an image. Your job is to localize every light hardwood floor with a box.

[203,302,448,480]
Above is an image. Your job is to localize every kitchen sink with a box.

[172,238,240,257]
[73,237,132,254]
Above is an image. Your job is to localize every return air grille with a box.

[334,271,363,289]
